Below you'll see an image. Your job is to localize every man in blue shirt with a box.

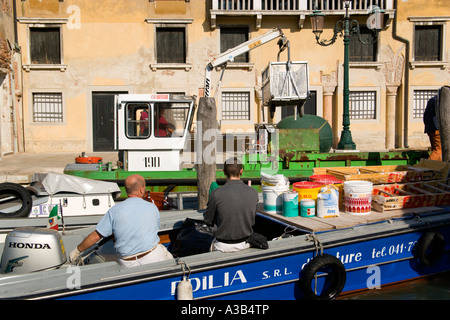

[69,174,173,267]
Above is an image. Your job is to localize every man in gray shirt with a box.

[204,157,258,252]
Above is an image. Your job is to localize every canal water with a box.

[340,271,450,300]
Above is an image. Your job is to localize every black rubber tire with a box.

[299,253,346,300]
[0,182,32,218]
[415,230,445,267]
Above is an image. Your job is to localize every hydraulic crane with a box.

[204,27,287,98]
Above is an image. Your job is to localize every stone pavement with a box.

[0,152,118,184]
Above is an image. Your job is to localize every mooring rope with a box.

[305,232,324,295]
[306,232,323,257]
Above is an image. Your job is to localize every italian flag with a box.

[47,204,59,230]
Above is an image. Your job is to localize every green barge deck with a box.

[64,150,430,195]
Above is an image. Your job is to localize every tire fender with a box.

[0,182,33,218]
[415,230,445,267]
[299,253,346,300]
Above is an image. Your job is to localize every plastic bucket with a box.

[263,185,289,213]
[309,174,339,183]
[293,181,322,201]
[300,199,316,217]
[310,175,344,208]
[317,185,340,218]
[261,173,289,186]
[310,174,343,186]
[282,190,298,217]
[343,181,373,215]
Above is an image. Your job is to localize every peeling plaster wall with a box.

[15,0,450,153]
[0,0,14,155]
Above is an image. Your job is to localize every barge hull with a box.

[3,206,445,300]
[60,222,450,300]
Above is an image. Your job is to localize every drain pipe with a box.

[392,0,410,148]
[12,0,24,153]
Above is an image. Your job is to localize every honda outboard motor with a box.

[1,227,67,274]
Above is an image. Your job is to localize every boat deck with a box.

[257,203,445,233]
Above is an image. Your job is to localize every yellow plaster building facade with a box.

[4,0,450,154]
[0,0,19,157]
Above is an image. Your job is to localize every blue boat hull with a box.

[61,215,450,300]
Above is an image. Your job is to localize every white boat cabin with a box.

[115,94,196,171]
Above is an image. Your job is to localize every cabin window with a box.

[32,92,63,122]
[154,102,190,137]
[349,91,376,120]
[349,26,377,62]
[156,27,186,63]
[30,27,61,64]
[126,103,151,139]
[413,89,438,119]
[220,26,249,63]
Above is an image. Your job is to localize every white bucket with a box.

[263,185,289,213]
[317,185,340,218]
[343,181,373,215]
[300,199,316,217]
[261,173,289,186]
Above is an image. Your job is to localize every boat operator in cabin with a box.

[69,174,173,267]
[204,157,259,252]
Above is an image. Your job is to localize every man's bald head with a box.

[124,174,146,197]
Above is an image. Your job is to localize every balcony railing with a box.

[213,0,392,11]
[210,0,394,29]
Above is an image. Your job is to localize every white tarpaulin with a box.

[31,172,121,198]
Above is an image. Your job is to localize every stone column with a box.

[321,67,338,146]
[385,85,398,150]
[384,45,405,150]
[321,69,338,126]
[323,86,336,126]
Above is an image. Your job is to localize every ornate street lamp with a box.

[310,1,385,150]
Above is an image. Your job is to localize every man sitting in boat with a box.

[69,174,173,267]
[204,157,258,252]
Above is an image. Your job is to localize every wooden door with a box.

[92,92,126,151]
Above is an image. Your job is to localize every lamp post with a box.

[310,0,384,150]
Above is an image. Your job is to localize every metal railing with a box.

[305,0,390,11]
[212,0,393,12]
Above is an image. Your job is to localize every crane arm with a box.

[204,27,286,98]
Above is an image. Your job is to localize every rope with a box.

[177,259,191,280]
[306,233,323,257]
[305,233,323,295]
[279,61,302,101]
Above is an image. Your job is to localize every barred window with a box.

[222,91,250,120]
[349,91,376,120]
[32,93,63,122]
[413,90,438,118]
